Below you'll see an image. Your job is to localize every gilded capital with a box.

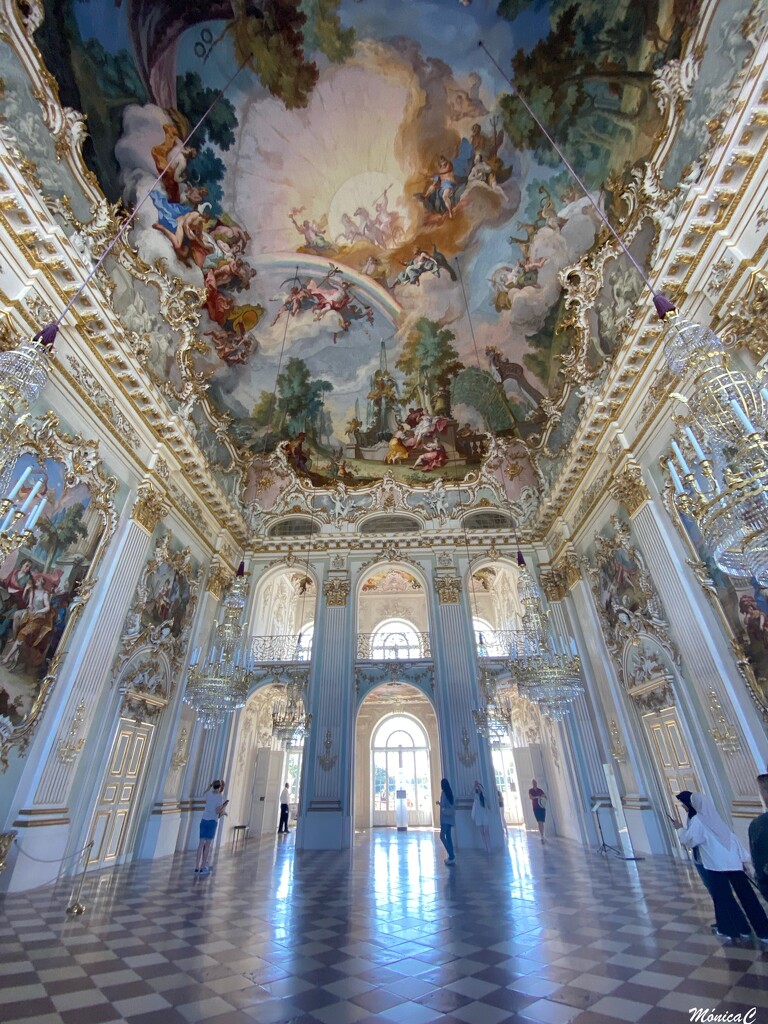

[557,552,583,591]
[540,570,567,602]
[610,463,650,517]
[434,575,462,604]
[324,578,350,606]
[131,482,169,533]
[206,562,233,599]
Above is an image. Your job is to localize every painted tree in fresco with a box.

[395,319,464,417]
[37,505,89,572]
[273,358,333,440]
[498,2,690,180]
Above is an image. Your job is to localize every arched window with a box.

[371,715,431,825]
[473,617,507,657]
[371,618,424,659]
[296,623,314,661]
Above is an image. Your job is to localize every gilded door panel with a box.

[642,707,700,825]
[87,719,154,868]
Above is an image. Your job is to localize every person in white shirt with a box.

[675,790,768,944]
[278,782,291,834]
[195,780,228,876]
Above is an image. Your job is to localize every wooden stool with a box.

[231,825,249,852]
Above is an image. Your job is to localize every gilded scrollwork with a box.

[112,533,200,699]
[586,515,680,700]
[66,355,141,453]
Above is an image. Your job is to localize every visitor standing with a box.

[675,791,768,945]
[437,778,456,865]
[471,780,491,852]
[195,780,228,876]
[497,788,508,837]
[278,781,291,834]
[529,779,547,843]
[749,774,768,902]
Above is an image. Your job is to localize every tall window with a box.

[371,618,423,659]
[296,622,314,661]
[371,715,431,826]
[473,617,507,657]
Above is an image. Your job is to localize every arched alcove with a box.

[356,563,430,650]
[354,683,440,831]
[468,560,524,642]
[251,566,318,654]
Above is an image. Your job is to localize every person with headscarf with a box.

[676,792,715,902]
[437,778,456,865]
[675,791,768,944]
[471,780,491,852]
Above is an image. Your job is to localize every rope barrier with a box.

[13,836,93,864]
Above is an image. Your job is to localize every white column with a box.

[631,495,765,828]
[297,562,353,850]
[430,564,502,850]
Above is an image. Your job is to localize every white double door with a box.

[372,746,432,827]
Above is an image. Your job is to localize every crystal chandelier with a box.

[507,552,583,721]
[0,334,55,493]
[272,671,311,741]
[0,464,48,559]
[184,562,252,729]
[662,311,768,585]
[472,664,515,740]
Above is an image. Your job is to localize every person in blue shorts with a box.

[195,779,228,876]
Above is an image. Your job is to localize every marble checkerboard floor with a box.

[2,827,768,1024]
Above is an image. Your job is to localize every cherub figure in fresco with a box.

[271,269,373,340]
[204,255,256,291]
[205,327,256,367]
[491,256,546,298]
[289,209,333,251]
[272,285,309,326]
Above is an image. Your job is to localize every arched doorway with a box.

[354,683,440,831]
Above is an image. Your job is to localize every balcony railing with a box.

[356,631,431,660]
[250,634,312,663]
[475,630,516,659]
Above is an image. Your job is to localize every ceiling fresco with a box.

[37,0,708,491]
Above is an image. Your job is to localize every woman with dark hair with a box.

[437,778,456,865]
[675,791,768,945]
